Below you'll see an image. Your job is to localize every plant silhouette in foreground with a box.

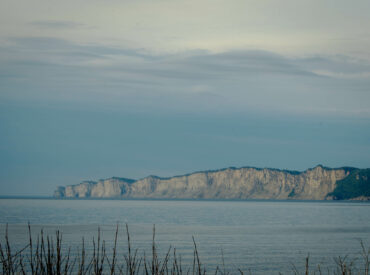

[0,224,369,275]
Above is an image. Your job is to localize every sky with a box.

[1,0,370,196]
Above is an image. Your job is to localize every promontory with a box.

[54,165,370,200]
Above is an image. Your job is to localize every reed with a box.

[0,224,369,275]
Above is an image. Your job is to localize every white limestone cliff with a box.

[54,166,351,200]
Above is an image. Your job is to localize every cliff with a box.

[54,165,363,200]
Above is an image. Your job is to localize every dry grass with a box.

[0,224,369,275]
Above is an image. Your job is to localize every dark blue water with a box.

[1,199,370,274]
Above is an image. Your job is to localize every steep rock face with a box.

[55,178,134,198]
[54,166,352,200]
[125,166,348,200]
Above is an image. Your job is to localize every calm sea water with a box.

[1,199,370,274]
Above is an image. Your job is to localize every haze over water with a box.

[1,199,370,274]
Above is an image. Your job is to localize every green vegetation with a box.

[288,188,296,198]
[1,224,370,274]
[329,169,370,200]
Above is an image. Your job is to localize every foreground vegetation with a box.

[0,224,369,275]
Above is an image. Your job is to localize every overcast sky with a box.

[1,0,370,195]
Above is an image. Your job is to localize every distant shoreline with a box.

[54,166,370,201]
[1,196,369,203]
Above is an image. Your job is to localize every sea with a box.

[1,198,370,274]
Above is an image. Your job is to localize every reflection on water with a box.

[1,199,370,274]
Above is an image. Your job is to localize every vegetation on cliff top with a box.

[329,169,370,200]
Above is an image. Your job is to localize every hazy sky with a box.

[1,0,370,195]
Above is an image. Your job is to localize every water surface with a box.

[1,199,369,274]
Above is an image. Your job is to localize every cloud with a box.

[8,37,152,62]
[1,36,370,117]
[6,36,370,79]
[30,20,85,29]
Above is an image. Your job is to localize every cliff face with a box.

[54,166,353,200]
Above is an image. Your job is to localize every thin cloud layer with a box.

[30,20,85,29]
[1,36,370,117]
